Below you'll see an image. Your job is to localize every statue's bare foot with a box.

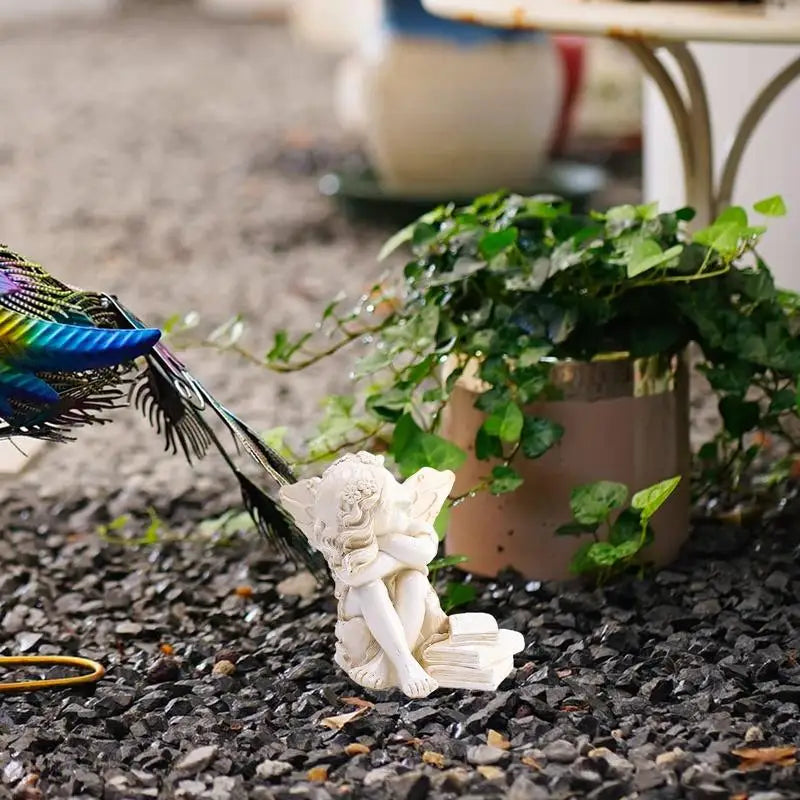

[398,660,438,699]
[350,653,389,690]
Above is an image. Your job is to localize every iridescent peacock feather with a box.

[0,245,322,577]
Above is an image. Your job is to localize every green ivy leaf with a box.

[569,541,595,575]
[479,227,518,260]
[697,441,718,462]
[608,508,644,544]
[475,427,503,460]
[490,465,524,495]
[433,504,451,541]
[411,221,438,248]
[636,201,660,220]
[428,553,468,573]
[365,387,412,422]
[631,475,681,520]
[769,388,796,414]
[570,481,628,525]
[518,345,552,368]
[613,539,643,559]
[389,414,466,478]
[627,240,684,278]
[266,329,291,362]
[478,356,510,386]
[483,402,524,443]
[693,208,748,256]
[586,541,620,567]
[754,194,787,217]
[693,223,741,255]
[379,215,426,261]
[354,349,395,378]
[442,582,478,612]
[719,395,761,438]
[716,205,749,227]
[474,387,511,415]
[520,416,564,458]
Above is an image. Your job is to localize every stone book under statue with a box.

[279,452,524,699]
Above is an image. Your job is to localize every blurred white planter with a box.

[335,53,370,138]
[289,0,382,55]
[0,0,119,20]
[196,0,289,21]
[352,33,563,197]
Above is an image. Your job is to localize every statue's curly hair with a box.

[315,452,386,573]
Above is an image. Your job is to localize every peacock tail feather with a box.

[0,244,325,579]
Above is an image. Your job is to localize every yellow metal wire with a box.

[0,655,105,693]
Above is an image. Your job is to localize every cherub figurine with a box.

[280,452,524,699]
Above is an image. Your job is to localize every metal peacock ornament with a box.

[0,244,321,579]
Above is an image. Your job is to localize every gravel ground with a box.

[1,6,791,800]
[2,491,800,800]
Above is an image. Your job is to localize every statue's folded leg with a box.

[351,580,439,699]
[393,570,430,648]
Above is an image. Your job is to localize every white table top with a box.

[421,0,800,44]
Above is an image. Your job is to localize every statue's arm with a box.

[380,528,438,569]
[337,551,405,587]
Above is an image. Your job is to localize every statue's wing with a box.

[404,468,455,525]
[278,478,321,545]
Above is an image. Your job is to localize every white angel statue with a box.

[280,452,524,699]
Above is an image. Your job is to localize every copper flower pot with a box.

[440,355,691,581]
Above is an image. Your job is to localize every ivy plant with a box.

[558,475,681,579]
[177,192,800,578]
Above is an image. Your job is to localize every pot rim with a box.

[448,351,682,401]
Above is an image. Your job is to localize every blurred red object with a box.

[551,35,586,156]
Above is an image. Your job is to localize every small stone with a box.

[255,760,292,779]
[765,571,789,591]
[640,677,673,703]
[543,739,579,763]
[655,747,686,767]
[176,780,206,799]
[476,765,504,781]
[438,768,471,792]
[744,725,764,742]
[508,775,549,800]
[3,762,24,785]
[386,771,430,800]
[276,571,316,598]
[364,767,395,787]
[214,648,239,664]
[633,766,664,792]
[467,745,506,766]
[164,698,195,718]
[74,771,103,794]
[175,745,218,775]
[212,660,236,677]
[203,776,237,800]
[15,633,42,653]
[115,621,143,636]
[587,748,634,776]
[146,657,181,684]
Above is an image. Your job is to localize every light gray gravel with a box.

[0,4,387,507]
